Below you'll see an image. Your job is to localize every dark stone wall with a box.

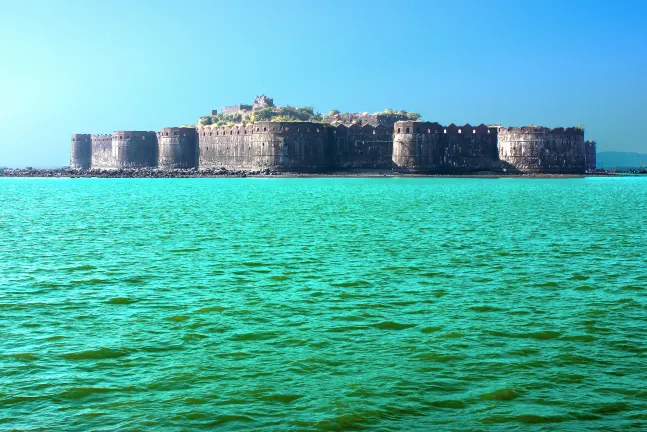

[78,121,589,174]
[70,134,92,169]
[198,121,330,171]
[91,134,114,169]
[332,124,393,169]
[584,140,597,171]
[392,122,499,172]
[198,125,258,170]
[498,127,586,173]
[158,127,197,169]
[111,131,158,169]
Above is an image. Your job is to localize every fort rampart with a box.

[70,134,92,169]
[90,134,114,170]
[74,121,593,173]
[392,122,499,172]
[497,127,585,173]
[198,122,329,171]
[158,128,197,169]
[331,124,394,169]
[584,140,597,171]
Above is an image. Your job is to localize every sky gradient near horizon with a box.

[1,0,646,167]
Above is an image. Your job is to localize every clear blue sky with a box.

[1,0,645,167]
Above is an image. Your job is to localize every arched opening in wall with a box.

[262,143,265,147]
[458,129,462,134]
[316,128,319,133]
[428,129,431,133]
[141,136,145,140]
[72,138,75,141]
[444,129,447,134]
[237,130,240,135]
[406,128,410,133]
[397,128,401,133]
[263,127,267,132]
[487,130,490,134]
[230,131,233,135]
[373,130,376,135]
[473,129,476,134]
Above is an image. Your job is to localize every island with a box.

[68,95,596,175]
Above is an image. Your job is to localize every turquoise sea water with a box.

[1,177,646,431]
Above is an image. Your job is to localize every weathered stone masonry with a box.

[70,134,92,169]
[73,121,592,173]
[392,122,499,173]
[497,127,586,173]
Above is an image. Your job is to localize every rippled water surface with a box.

[1,177,646,431]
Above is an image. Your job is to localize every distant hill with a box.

[597,152,647,169]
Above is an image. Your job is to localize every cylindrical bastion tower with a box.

[584,140,597,171]
[392,121,498,173]
[111,131,158,169]
[497,127,586,173]
[392,121,444,172]
[70,134,92,169]
[158,127,197,169]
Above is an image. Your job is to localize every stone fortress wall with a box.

[497,127,587,173]
[331,124,394,169]
[72,94,594,173]
[89,135,113,170]
[111,131,158,169]
[158,128,197,169]
[392,122,499,172]
[198,122,329,172]
[72,122,592,173]
[584,140,597,171]
[70,134,92,169]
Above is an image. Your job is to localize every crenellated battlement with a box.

[497,126,586,173]
[158,127,197,169]
[393,121,497,136]
[498,126,584,135]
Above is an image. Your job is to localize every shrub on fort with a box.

[329,109,340,116]
[250,106,323,123]
[375,109,421,120]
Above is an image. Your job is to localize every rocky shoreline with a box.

[0,167,593,178]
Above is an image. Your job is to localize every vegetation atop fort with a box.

[198,105,323,127]
[197,96,422,127]
[324,108,422,126]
